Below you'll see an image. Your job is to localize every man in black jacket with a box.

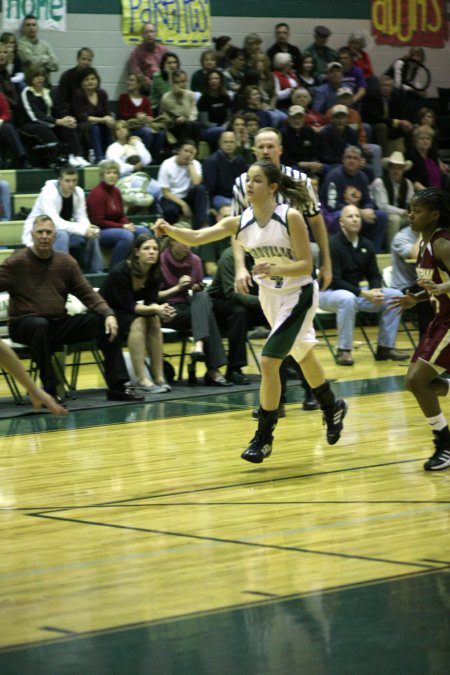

[361,75,413,154]
[318,204,409,365]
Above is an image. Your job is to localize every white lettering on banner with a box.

[3,0,66,31]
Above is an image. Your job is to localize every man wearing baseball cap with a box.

[312,61,343,113]
[281,105,323,176]
[304,25,339,79]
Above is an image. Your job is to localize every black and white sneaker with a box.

[241,431,273,463]
[323,399,348,445]
[424,439,450,471]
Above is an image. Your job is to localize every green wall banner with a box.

[121,0,211,47]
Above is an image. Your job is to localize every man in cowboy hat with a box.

[370,150,414,249]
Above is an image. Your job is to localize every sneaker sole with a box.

[424,457,450,471]
[241,447,272,464]
[327,399,348,445]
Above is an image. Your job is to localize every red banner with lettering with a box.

[371,0,448,46]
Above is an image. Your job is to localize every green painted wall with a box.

[0,0,370,18]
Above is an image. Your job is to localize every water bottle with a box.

[88,149,95,164]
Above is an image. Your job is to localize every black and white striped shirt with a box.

[231,164,321,218]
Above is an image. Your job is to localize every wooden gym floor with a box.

[0,332,449,675]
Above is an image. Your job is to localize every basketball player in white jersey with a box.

[154,160,347,463]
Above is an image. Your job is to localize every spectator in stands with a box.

[297,54,320,92]
[266,22,301,73]
[317,104,360,170]
[198,69,232,149]
[0,91,30,168]
[159,230,231,386]
[150,52,180,114]
[361,75,413,155]
[272,52,299,111]
[105,119,151,176]
[312,61,343,114]
[241,85,271,128]
[320,102,382,178]
[87,160,150,268]
[0,214,143,403]
[242,33,263,71]
[118,72,164,157]
[208,246,267,384]
[406,125,450,192]
[319,204,409,365]
[71,67,115,163]
[281,105,323,176]
[304,26,339,80]
[190,49,218,94]
[22,165,103,273]
[291,87,326,131]
[390,222,434,337]
[203,131,248,210]
[347,31,374,83]
[228,112,254,163]
[0,180,11,220]
[223,47,246,98]
[320,145,388,250]
[243,112,260,148]
[18,64,89,168]
[0,32,25,90]
[325,87,366,141]
[56,47,94,115]
[249,52,286,129]
[128,22,168,94]
[159,69,200,144]
[212,35,232,70]
[0,42,20,119]
[99,233,175,392]
[17,15,58,83]
[338,46,366,107]
[157,139,207,227]
[370,150,414,249]
[385,46,429,119]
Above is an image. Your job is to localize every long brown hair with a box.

[251,160,312,211]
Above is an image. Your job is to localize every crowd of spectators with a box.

[0,17,446,394]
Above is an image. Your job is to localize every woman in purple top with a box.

[71,67,115,162]
[406,125,450,193]
[159,233,231,385]
[100,234,175,393]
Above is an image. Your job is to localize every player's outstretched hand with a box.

[387,291,417,314]
[152,218,171,238]
[30,390,68,416]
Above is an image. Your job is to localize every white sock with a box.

[427,413,447,432]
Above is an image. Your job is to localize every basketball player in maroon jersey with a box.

[390,188,450,470]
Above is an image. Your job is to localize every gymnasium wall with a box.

[0,1,448,99]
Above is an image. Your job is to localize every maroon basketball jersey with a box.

[416,229,450,322]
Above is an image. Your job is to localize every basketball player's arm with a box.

[252,210,313,279]
[308,212,332,290]
[0,339,67,415]
[232,236,253,294]
[153,217,239,244]
[418,238,450,296]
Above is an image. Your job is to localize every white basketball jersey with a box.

[236,203,313,294]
